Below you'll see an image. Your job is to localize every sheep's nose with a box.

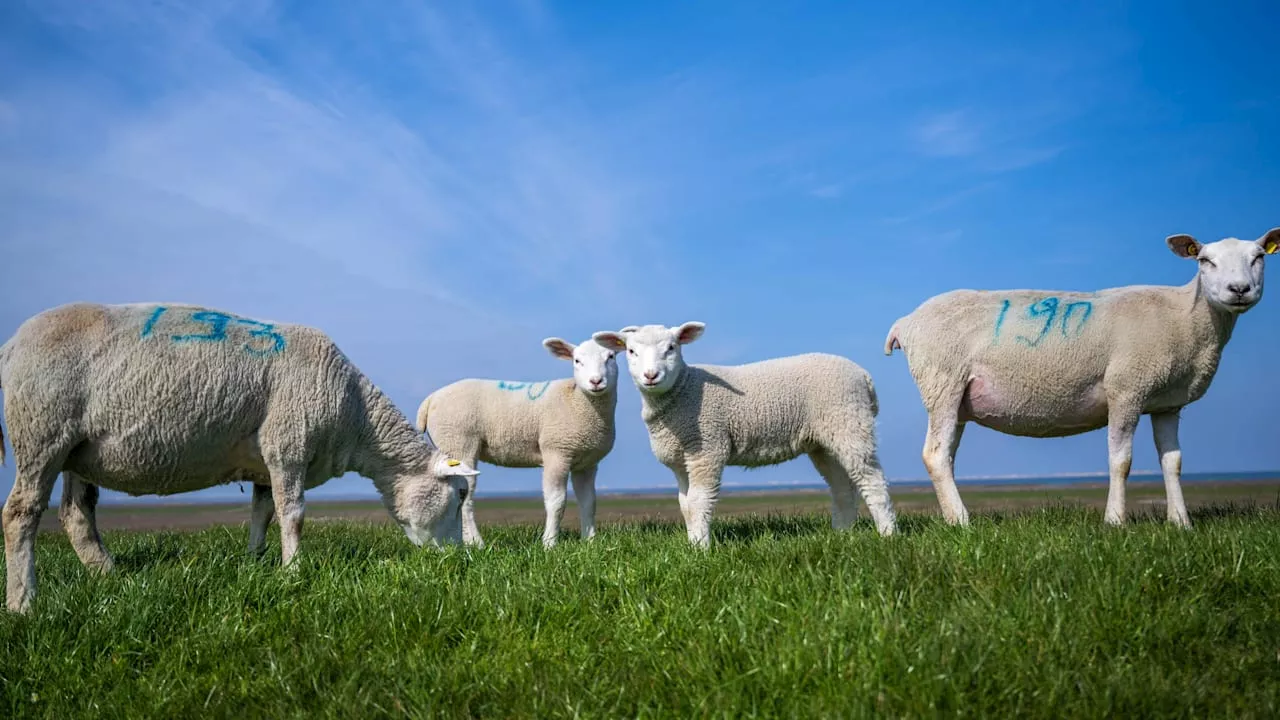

[643,369,659,381]
[589,376,604,386]
[1228,282,1252,294]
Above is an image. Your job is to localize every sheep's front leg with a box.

[248,483,275,556]
[571,465,598,541]
[683,456,725,549]
[267,465,307,566]
[4,467,58,613]
[59,472,114,572]
[1152,411,1191,529]
[541,457,571,548]
[1103,406,1141,527]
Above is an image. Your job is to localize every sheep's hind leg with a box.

[834,445,897,537]
[1103,404,1141,527]
[571,465,598,541]
[540,457,571,548]
[809,450,859,531]
[922,394,969,526]
[59,471,114,572]
[459,453,484,549]
[248,483,275,556]
[4,465,60,613]
[1151,411,1191,529]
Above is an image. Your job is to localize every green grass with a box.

[4,505,1280,718]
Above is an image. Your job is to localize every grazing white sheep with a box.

[0,301,479,614]
[592,323,897,548]
[885,228,1278,528]
[416,337,619,548]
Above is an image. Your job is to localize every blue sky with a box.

[1,0,1278,505]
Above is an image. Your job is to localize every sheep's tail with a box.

[883,319,904,356]
[864,371,880,418]
[414,394,433,434]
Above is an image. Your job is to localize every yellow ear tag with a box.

[447,459,461,467]
[1266,240,1278,255]
[1187,242,1199,257]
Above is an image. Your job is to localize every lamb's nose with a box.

[1228,282,1252,294]
[589,376,603,386]
[644,370,659,381]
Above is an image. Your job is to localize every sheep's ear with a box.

[1166,234,1200,259]
[542,337,576,361]
[592,331,628,352]
[434,454,479,477]
[1258,227,1280,255]
[674,321,705,345]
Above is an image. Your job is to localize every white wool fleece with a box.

[594,322,897,548]
[0,301,479,614]
[885,227,1278,529]
[417,337,619,548]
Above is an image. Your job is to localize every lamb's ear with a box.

[434,454,479,477]
[1166,234,1200,259]
[1258,227,1280,255]
[592,331,628,352]
[542,337,576,361]
[673,321,705,345]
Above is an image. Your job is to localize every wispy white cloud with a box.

[912,109,983,158]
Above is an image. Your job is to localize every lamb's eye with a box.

[1199,257,1216,268]
[628,348,636,356]
[1253,254,1264,265]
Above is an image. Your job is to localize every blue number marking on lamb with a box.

[1060,301,1093,337]
[497,380,551,400]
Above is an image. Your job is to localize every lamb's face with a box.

[395,452,478,548]
[1169,230,1277,314]
[593,322,705,396]
[544,337,618,396]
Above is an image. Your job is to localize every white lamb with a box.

[0,301,479,614]
[884,228,1278,528]
[592,322,897,548]
[416,337,619,548]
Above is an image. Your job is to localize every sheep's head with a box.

[393,451,479,548]
[1169,227,1278,314]
[543,337,618,397]
[593,322,704,396]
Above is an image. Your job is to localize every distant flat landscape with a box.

[40,475,1280,534]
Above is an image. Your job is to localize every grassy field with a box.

[4,487,1280,718]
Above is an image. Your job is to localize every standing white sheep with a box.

[0,301,479,614]
[416,337,619,548]
[885,228,1278,528]
[592,323,897,548]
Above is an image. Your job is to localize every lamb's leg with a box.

[267,464,307,566]
[1103,406,1140,527]
[570,465,598,541]
[837,446,897,537]
[922,400,969,526]
[460,453,484,549]
[541,457,571,548]
[1151,411,1191,529]
[59,472,114,572]
[683,456,725,549]
[248,483,275,556]
[809,450,859,530]
[672,465,691,527]
[4,466,59,613]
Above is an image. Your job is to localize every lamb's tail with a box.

[865,372,880,418]
[414,394,433,434]
[883,319,904,356]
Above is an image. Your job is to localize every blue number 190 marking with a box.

[141,306,286,357]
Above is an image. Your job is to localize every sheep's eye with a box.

[1253,254,1264,265]
[1199,257,1216,267]
[628,348,636,355]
